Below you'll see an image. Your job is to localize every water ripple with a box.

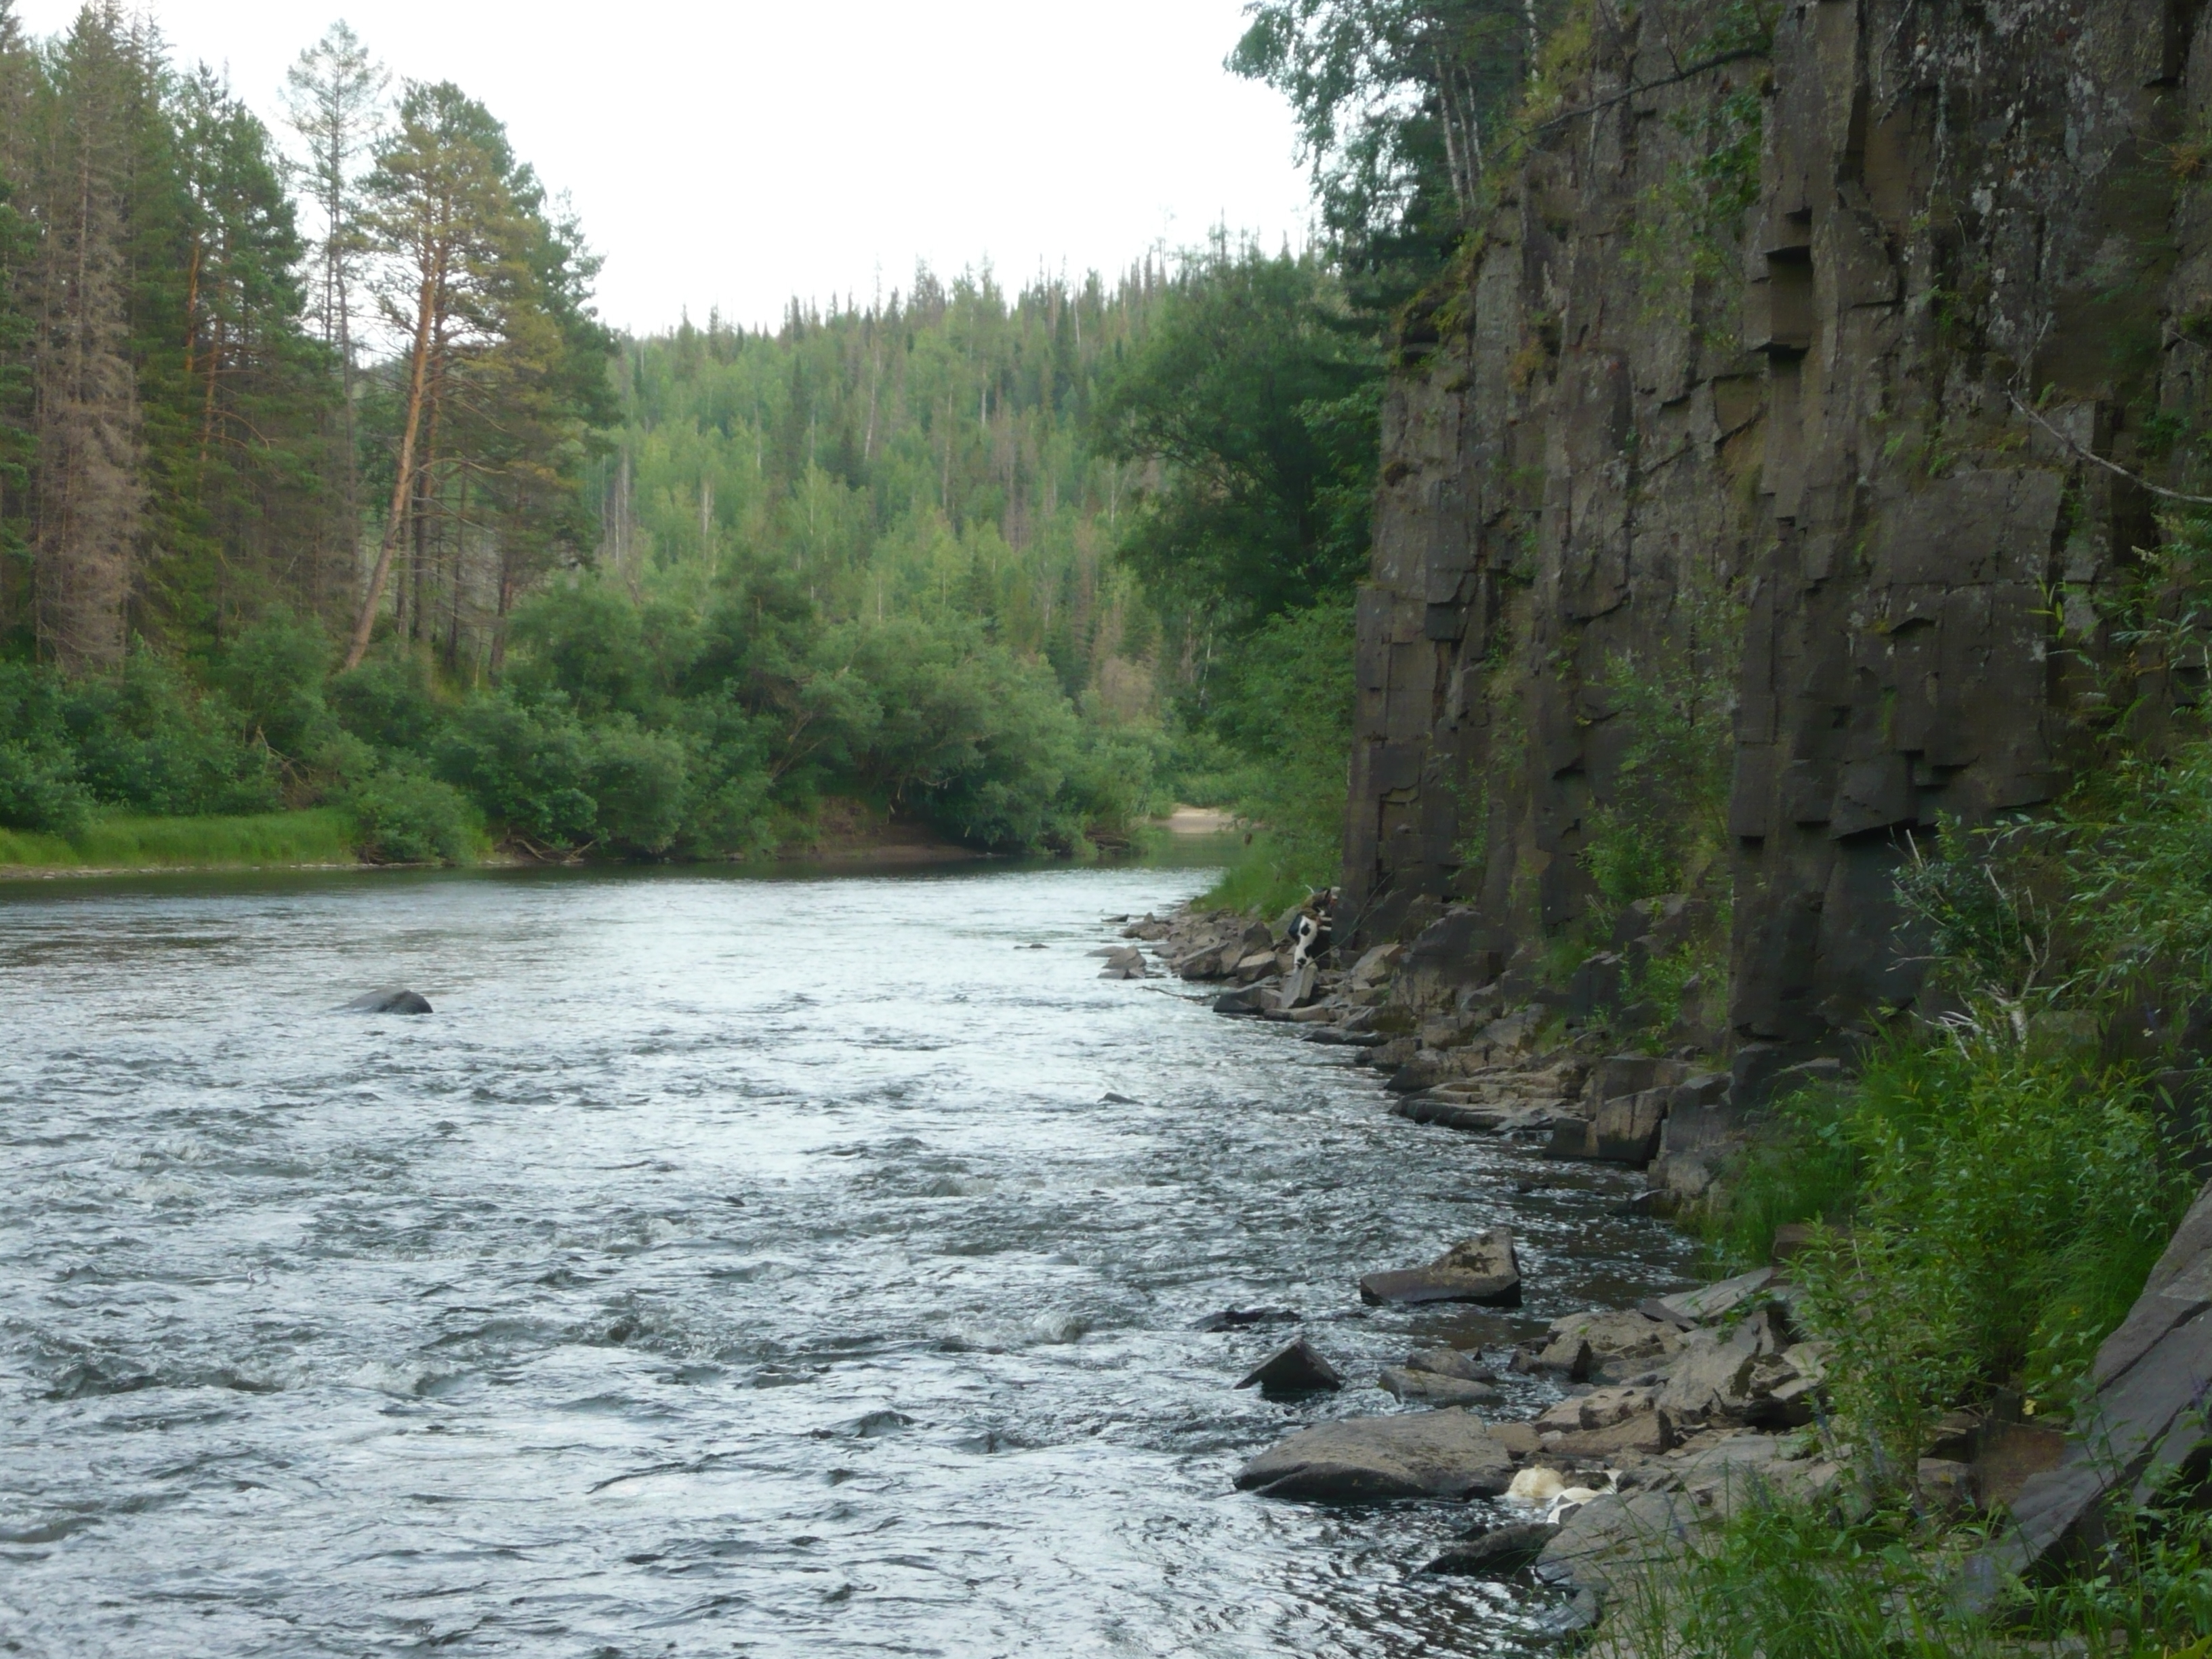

[0,863,1696,1656]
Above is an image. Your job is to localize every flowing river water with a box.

[0,858,1698,1658]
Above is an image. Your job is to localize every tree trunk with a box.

[341,254,437,670]
[35,33,141,675]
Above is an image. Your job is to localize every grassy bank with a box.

[0,809,363,872]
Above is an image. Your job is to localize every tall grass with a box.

[1601,1498,2007,1659]
[0,809,361,870]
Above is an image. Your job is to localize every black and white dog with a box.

[1288,888,1337,971]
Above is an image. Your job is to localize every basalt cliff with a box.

[1341,0,2212,1099]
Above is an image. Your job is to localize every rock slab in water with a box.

[1379,1366,1499,1406]
[1359,1228,1521,1307]
[1405,1347,1497,1383]
[1235,1408,1514,1502]
[345,988,432,1015]
[1961,1176,2212,1607]
[1235,1337,1343,1396]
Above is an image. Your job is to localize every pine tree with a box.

[344,80,516,669]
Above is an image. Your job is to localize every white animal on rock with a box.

[1288,888,1337,970]
[1507,1466,1566,1506]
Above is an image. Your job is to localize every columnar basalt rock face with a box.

[1344,0,2210,1080]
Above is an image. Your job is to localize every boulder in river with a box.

[1525,1307,1684,1379]
[344,988,432,1015]
[1358,1228,1521,1307]
[1235,1337,1343,1396]
[1097,945,1149,980]
[1235,1408,1514,1502]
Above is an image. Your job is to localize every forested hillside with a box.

[602,276,1164,718]
[0,0,1389,868]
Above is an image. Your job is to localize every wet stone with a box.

[344,988,432,1015]
[1235,1409,1515,1502]
[1359,1228,1522,1307]
[1235,1337,1343,1397]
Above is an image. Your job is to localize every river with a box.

[0,859,1696,1657]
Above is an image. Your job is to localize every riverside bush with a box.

[1195,598,1353,911]
[1719,1017,2184,1479]
[0,661,92,834]
[0,567,1176,864]
[62,653,278,817]
[339,773,479,865]
[432,692,602,853]
[1605,1475,2212,1658]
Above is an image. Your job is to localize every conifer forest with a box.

[0,0,1429,875]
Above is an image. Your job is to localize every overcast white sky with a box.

[15,1,1317,335]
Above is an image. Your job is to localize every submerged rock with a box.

[1378,1366,1499,1406]
[1235,1337,1343,1397]
[1359,1228,1522,1307]
[1193,1306,1300,1333]
[1422,1519,1556,1577]
[1404,1347,1497,1383]
[344,988,432,1015]
[1235,1408,1513,1502]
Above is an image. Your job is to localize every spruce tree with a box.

[34,1,144,672]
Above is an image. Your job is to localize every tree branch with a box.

[1526,47,1767,136]
[2006,393,2212,509]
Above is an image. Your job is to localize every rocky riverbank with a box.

[1105,900,2099,1646]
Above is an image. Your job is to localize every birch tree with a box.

[283,21,384,560]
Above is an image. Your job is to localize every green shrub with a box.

[1061,717,1171,845]
[1603,1494,2004,1659]
[586,718,688,855]
[0,661,91,834]
[62,653,278,817]
[215,609,331,759]
[846,618,1085,850]
[1193,598,1353,904]
[433,691,598,851]
[340,773,479,865]
[1197,832,1319,917]
[1716,1024,2184,1482]
[505,579,685,720]
[328,655,444,752]
[670,691,775,856]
